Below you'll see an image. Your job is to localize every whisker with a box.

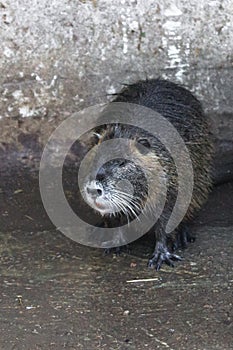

[112,192,143,212]
[113,199,131,224]
[111,194,141,221]
[111,189,141,202]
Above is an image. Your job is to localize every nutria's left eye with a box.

[138,138,151,148]
[136,138,151,155]
[119,160,127,167]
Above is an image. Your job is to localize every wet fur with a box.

[85,79,214,269]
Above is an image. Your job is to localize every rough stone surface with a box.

[0,0,233,122]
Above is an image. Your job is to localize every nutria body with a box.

[83,79,214,270]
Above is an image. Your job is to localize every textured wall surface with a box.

[0,0,233,163]
[1,0,233,117]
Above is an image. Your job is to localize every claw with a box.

[148,241,183,270]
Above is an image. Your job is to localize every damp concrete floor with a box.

[0,171,232,350]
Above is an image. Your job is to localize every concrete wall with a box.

[0,0,233,178]
[1,0,233,117]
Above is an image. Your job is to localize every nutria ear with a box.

[92,131,102,140]
[92,128,105,143]
[87,131,101,146]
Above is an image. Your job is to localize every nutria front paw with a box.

[148,242,183,270]
[104,245,130,256]
[171,225,196,251]
[104,246,122,256]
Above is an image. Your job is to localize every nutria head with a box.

[82,124,167,220]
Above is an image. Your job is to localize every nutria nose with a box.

[86,184,103,198]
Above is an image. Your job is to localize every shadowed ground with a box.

[0,170,232,349]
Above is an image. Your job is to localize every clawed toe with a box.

[148,242,183,270]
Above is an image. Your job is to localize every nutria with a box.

[82,79,214,270]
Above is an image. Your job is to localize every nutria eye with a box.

[136,138,151,155]
[119,160,127,167]
[138,138,151,148]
